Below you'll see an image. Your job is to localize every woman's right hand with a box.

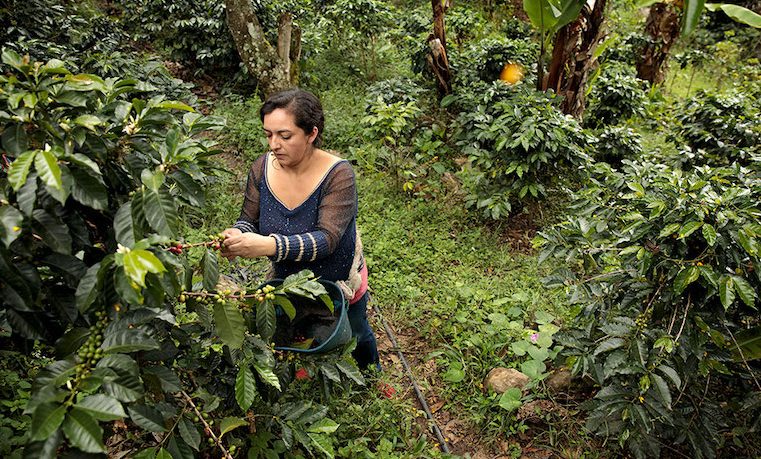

[222,228,242,239]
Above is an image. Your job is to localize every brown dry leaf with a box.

[429,400,445,413]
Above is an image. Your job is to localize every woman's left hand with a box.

[221,233,276,260]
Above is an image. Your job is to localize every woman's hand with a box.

[221,232,276,260]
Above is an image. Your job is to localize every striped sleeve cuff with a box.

[269,231,330,262]
[234,220,258,233]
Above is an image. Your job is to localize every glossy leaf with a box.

[235,366,257,411]
[128,404,166,432]
[62,408,105,453]
[336,359,365,385]
[102,329,159,353]
[143,188,178,237]
[121,248,166,287]
[114,202,135,247]
[0,205,23,247]
[214,301,245,349]
[273,294,296,321]
[253,364,282,391]
[178,418,201,451]
[731,275,756,308]
[69,167,108,210]
[76,394,126,421]
[30,403,67,441]
[256,299,276,342]
[719,275,736,309]
[32,209,72,254]
[733,326,761,361]
[682,0,706,35]
[7,150,36,190]
[219,417,247,438]
[34,149,63,192]
[201,249,218,291]
[498,387,523,412]
[673,266,700,295]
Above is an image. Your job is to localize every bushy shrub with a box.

[450,37,538,87]
[586,63,648,128]
[449,82,592,219]
[674,90,760,165]
[598,32,650,66]
[0,52,363,457]
[593,125,644,166]
[364,77,428,112]
[118,0,239,73]
[447,7,488,47]
[537,160,761,458]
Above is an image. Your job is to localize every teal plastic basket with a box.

[260,279,352,354]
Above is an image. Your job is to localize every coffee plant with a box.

[449,82,591,219]
[536,159,761,458]
[0,52,363,457]
[586,63,648,128]
[673,90,760,166]
[450,37,537,87]
[593,125,644,167]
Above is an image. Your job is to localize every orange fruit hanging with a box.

[500,63,524,85]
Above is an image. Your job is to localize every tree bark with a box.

[224,0,294,97]
[544,0,608,119]
[636,2,681,85]
[429,0,452,97]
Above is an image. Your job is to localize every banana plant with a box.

[522,0,585,88]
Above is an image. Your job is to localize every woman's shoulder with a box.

[247,152,270,183]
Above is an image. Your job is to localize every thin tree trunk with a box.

[290,24,302,84]
[544,0,608,119]
[429,0,452,97]
[636,2,680,85]
[224,0,291,96]
[277,13,292,81]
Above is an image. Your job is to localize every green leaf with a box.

[658,223,681,239]
[30,403,67,441]
[336,359,365,385]
[682,0,706,35]
[76,395,126,421]
[155,101,195,111]
[143,365,181,392]
[23,429,62,459]
[650,374,672,410]
[114,202,135,247]
[103,371,144,402]
[73,114,102,131]
[705,3,761,27]
[733,326,761,361]
[442,364,465,383]
[253,364,282,391]
[308,433,335,459]
[719,275,735,309]
[273,295,296,320]
[178,418,201,451]
[128,404,166,432]
[17,173,38,216]
[657,364,682,388]
[202,249,218,291]
[62,408,105,453]
[7,150,37,191]
[34,149,63,192]
[143,188,178,237]
[731,275,756,308]
[121,248,166,287]
[319,363,341,382]
[0,205,23,247]
[673,266,700,295]
[170,170,205,207]
[307,418,339,434]
[76,262,103,312]
[69,167,108,210]
[155,447,172,459]
[32,209,72,254]
[594,337,625,355]
[219,417,247,438]
[101,329,160,353]
[235,366,257,411]
[498,387,523,412]
[702,223,717,246]
[678,221,703,239]
[256,299,276,342]
[214,301,245,349]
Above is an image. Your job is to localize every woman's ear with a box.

[307,127,319,144]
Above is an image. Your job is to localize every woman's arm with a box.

[232,155,266,234]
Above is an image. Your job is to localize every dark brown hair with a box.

[260,88,325,147]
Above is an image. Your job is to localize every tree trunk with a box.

[429,0,452,97]
[636,2,681,85]
[224,0,296,96]
[544,0,608,119]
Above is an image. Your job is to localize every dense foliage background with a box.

[1,0,760,458]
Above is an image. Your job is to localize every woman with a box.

[221,88,379,370]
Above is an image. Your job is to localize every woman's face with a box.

[263,108,317,167]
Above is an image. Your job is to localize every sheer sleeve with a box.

[233,154,266,234]
[270,162,357,262]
